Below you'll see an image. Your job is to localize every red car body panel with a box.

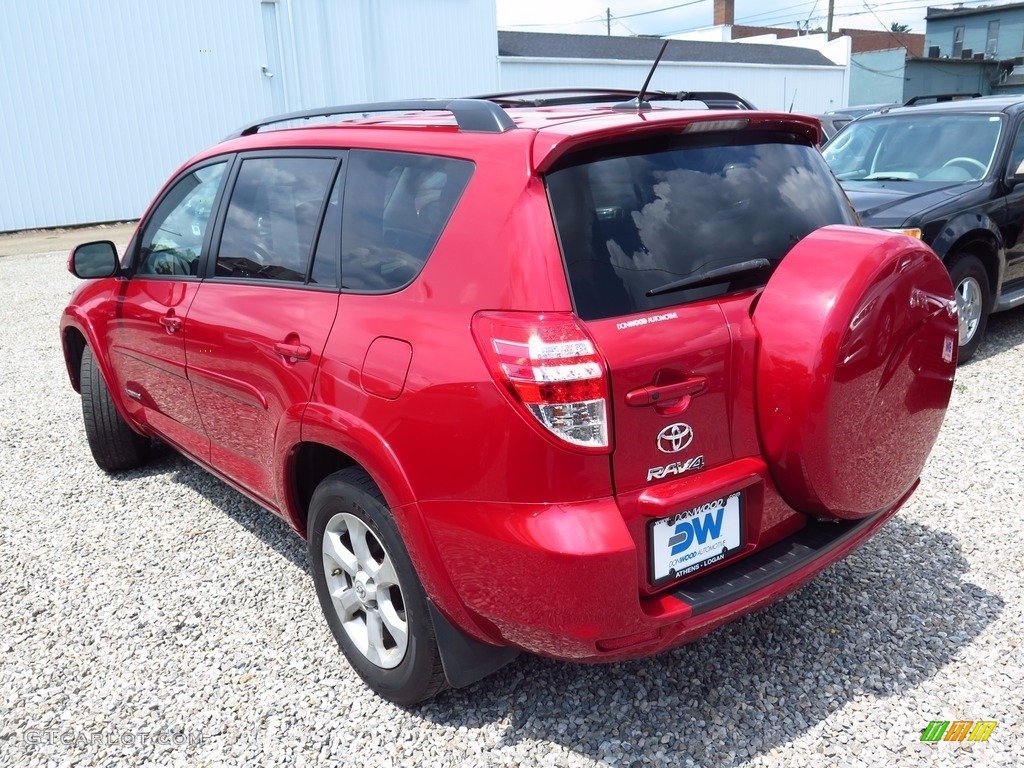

[61,105,955,666]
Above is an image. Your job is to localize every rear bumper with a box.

[419,475,913,662]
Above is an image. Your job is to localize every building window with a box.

[953,25,964,57]
[987,20,999,56]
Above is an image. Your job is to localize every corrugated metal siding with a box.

[498,59,846,113]
[3,1,846,231]
[0,0,498,231]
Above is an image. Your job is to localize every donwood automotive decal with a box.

[615,311,678,331]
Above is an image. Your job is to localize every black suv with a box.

[823,95,1024,361]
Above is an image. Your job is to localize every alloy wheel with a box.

[955,275,983,345]
[321,512,408,669]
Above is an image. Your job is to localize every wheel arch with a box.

[60,312,138,434]
[287,408,498,646]
[928,214,1004,296]
[62,324,88,393]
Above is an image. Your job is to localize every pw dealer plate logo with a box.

[657,423,693,453]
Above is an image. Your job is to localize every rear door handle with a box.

[159,313,183,333]
[274,341,311,362]
[626,376,708,408]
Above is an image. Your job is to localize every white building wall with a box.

[2,0,849,231]
[498,59,847,113]
[0,0,497,232]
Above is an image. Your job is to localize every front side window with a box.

[137,161,227,277]
[340,150,473,292]
[547,132,856,320]
[953,25,964,57]
[216,156,337,283]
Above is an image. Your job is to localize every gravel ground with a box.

[1,247,1022,767]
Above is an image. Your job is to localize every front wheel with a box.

[307,468,447,705]
[80,346,150,472]
[947,251,991,364]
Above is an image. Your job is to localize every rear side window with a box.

[547,132,856,320]
[341,150,473,292]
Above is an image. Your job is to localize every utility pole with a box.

[826,0,834,37]
[607,7,611,36]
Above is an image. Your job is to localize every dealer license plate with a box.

[649,492,743,585]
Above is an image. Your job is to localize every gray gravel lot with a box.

[1,247,1022,767]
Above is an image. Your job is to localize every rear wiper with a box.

[646,258,771,297]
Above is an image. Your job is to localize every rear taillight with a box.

[472,311,610,452]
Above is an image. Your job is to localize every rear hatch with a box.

[546,128,859,496]
[545,126,868,591]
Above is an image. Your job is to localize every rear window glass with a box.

[341,150,473,292]
[547,131,856,320]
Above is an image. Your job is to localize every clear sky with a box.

[495,0,999,37]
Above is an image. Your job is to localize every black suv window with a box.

[341,150,473,292]
[216,156,337,283]
[824,113,1004,182]
[137,161,227,277]
[547,132,856,320]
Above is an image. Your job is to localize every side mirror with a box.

[68,241,119,279]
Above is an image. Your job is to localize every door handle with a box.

[626,376,708,415]
[274,341,311,362]
[159,313,183,333]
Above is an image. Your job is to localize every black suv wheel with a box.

[947,251,991,363]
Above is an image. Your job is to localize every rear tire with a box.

[947,251,991,364]
[307,467,448,705]
[80,346,150,472]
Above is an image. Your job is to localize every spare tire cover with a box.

[754,225,957,520]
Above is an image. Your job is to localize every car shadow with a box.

[415,518,999,765]
[140,446,1000,766]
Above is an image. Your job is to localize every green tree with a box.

[890,22,911,33]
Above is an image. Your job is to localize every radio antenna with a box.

[614,40,669,111]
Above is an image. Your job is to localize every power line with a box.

[613,0,707,21]
[851,59,906,77]
[735,0,995,29]
[499,15,602,30]
[504,0,709,29]
[502,15,605,29]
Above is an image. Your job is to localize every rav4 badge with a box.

[648,455,705,482]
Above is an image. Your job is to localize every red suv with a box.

[61,91,958,704]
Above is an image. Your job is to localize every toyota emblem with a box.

[656,423,693,454]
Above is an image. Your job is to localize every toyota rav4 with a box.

[61,89,957,704]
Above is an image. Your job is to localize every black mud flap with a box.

[428,601,520,688]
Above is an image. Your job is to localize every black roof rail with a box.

[675,91,757,110]
[470,88,756,110]
[225,98,516,139]
[903,92,983,106]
